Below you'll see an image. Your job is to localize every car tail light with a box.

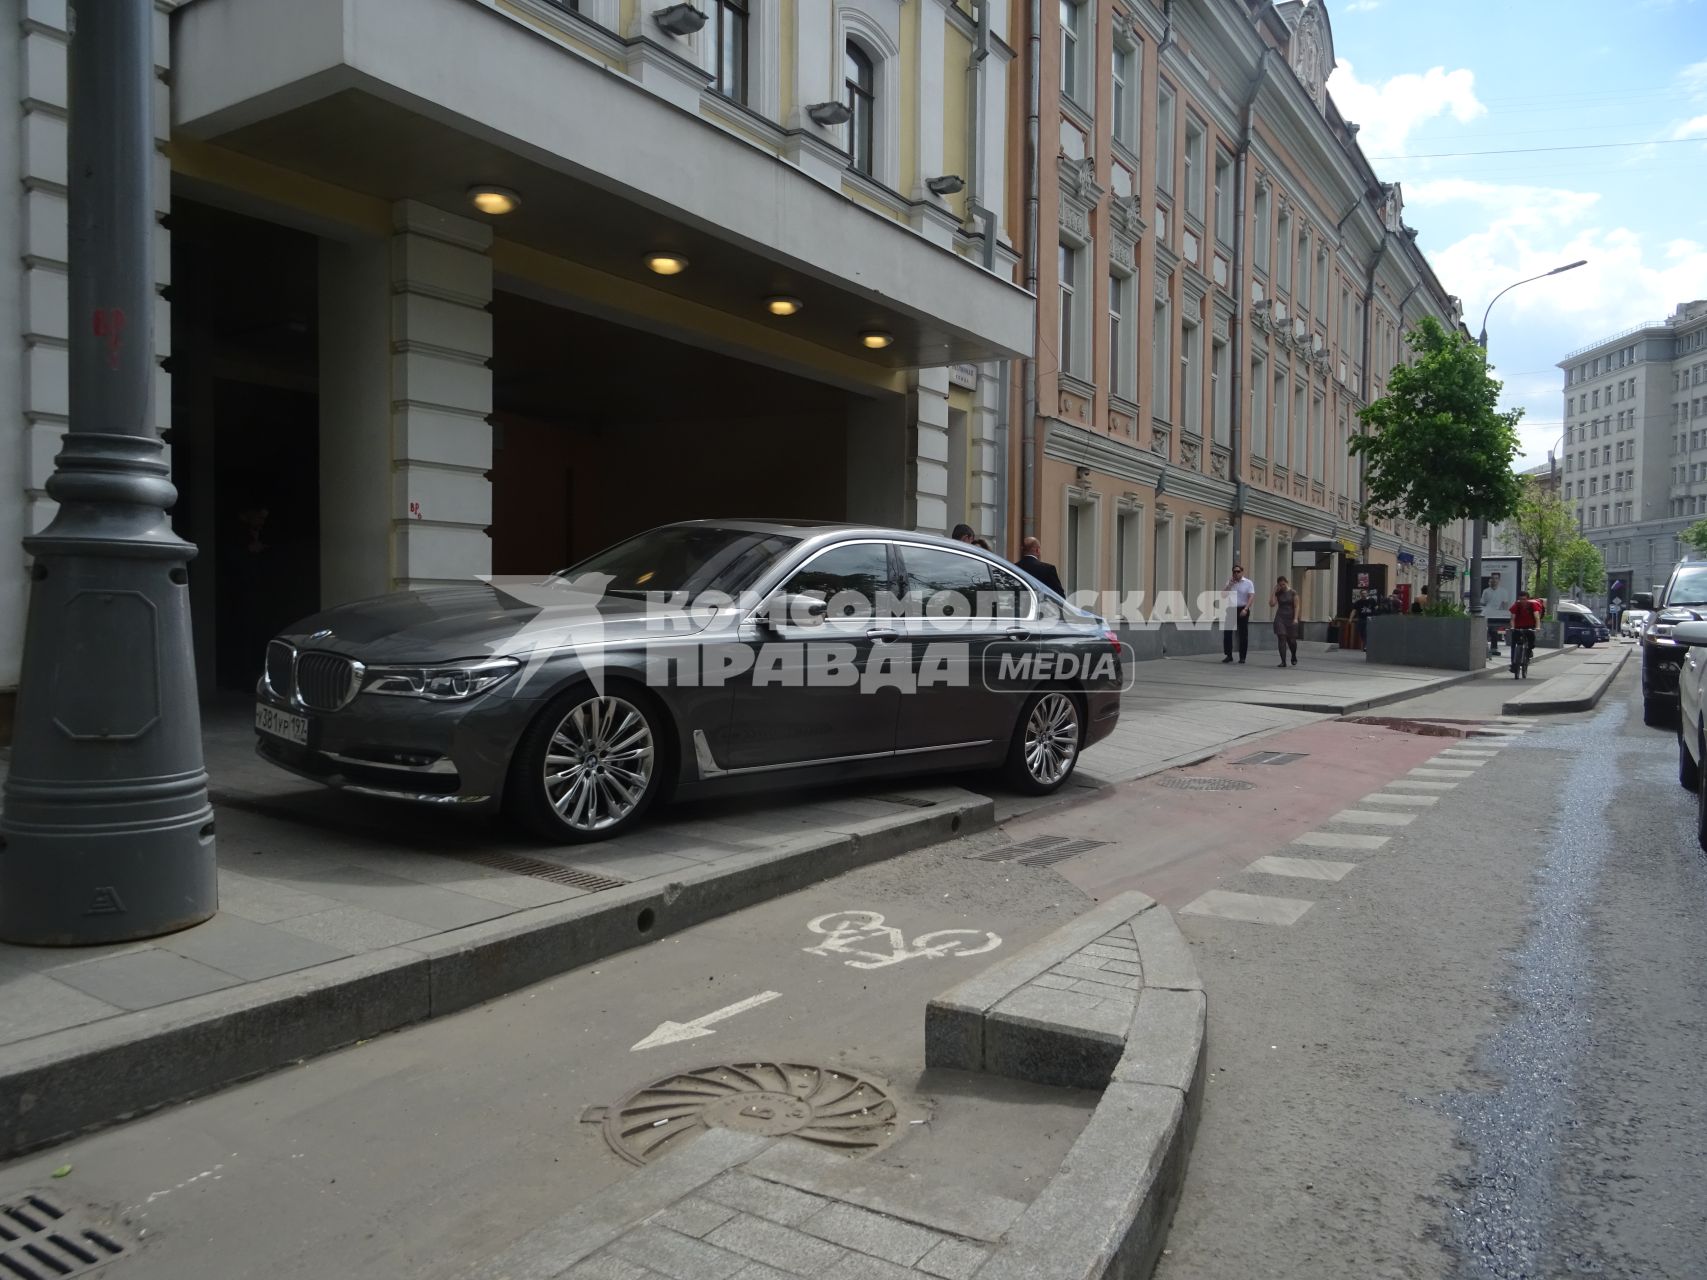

[1103,629,1121,646]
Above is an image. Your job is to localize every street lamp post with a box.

[0,0,217,943]
[1469,259,1588,645]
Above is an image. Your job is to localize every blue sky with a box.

[1323,0,1707,469]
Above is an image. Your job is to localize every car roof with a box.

[662,519,1009,556]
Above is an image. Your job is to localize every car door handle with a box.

[866,628,900,643]
[1005,628,1031,641]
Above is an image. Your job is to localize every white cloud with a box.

[1344,0,1380,10]
[1326,59,1485,158]
[1672,114,1707,139]
[1682,57,1707,98]
[1404,179,1601,230]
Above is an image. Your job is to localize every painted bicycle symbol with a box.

[803,910,1003,970]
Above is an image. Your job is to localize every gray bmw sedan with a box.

[255,521,1124,842]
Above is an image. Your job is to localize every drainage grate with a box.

[451,851,627,892]
[878,795,939,808]
[971,834,1111,866]
[1233,750,1308,766]
[592,1063,901,1165]
[0,1191,129,1278]
[1159,776,1257,792]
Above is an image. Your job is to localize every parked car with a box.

[1555,600,1610,647]
[1642,560,1707,726]
[1669,619,1707,849]
[1621,608,1651,638]
[254,521,1124,841]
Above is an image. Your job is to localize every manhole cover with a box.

[597,1063,900,1165]
[1159,776,1257,791]
[969,834,1111,865]
[0,1191,130,1278]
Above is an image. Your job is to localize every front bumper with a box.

[253,686,530,807]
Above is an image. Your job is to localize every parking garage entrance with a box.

[489,292,902,576]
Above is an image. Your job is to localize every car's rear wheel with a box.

[1680,720,1701,792]
[1002,688,1082,795]
[509,686,665,842]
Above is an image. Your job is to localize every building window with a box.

[1273,368,1289,464]
[1316,247,1329,315]
[712,0,749,102]
[1292,383,1307,474]
[1297,230,1311,310]
[1183,119,1205,222]
[1153,295,1172,419]
[1155,83,1175,193]
[1059,240,1079,376]
[1250,354,1268,457]
[845,41,876,176]
[1181,318,1202,435]
[1111,43,1136,149]
[1109,272,1134,399]
[1212,335,1230,445]
[1253,184,1270,273]
[1060,1,1084,106]
[1276,207,1293,293]
[1213,151,1233,245]
[1116,506,1143,612]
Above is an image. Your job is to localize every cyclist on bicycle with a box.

[1508,589,1543,670]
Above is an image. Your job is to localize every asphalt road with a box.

[1155,661,1707,1280]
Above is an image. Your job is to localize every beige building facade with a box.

[1011,0,1467,641]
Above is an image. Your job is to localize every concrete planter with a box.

[1364,613,1483,671]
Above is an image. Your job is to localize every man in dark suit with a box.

[1015,536,1067,597]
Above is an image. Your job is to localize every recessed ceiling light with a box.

[766,296,804,316]
[467,185,520,215]
[860,330,894,350]
[645,252,690,276]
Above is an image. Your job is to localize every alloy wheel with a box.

[1023,691,1080,786]
[542,695,655,832]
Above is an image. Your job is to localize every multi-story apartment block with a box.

[1015,0,1465,641]
[1558,299,1707,604]
[0,0,1033,716]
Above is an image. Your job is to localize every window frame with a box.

[844,39,877,176]
[711,0,749,103]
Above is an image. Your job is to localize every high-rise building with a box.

[1557,299,1707,603]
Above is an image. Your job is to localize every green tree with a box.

[1510,477,1577,602]
[1682,519,1707,556]
[1350,315,1525,591]
[1557,537,1605,598]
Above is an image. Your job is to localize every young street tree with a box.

[1511,476,1577,600]
[1558,537,1606,599]
[1351,314,1525,592]
[1683,519,1707,556]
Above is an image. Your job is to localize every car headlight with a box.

[361,657,520,700]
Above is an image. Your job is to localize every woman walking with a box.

[1272,575,1300,667]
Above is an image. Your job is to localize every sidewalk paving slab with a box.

[1503,646,1630,714]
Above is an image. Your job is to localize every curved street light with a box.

[1470,259,1589,638]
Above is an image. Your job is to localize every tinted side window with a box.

[901,547,994,618]
[783,544,891,619]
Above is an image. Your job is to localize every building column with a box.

[784,0,847,184]
[912,367,952,534]
[389,200,494,587]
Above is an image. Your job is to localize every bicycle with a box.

[1509,626,1535,679]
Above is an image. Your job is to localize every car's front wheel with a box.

[509,686,665,842]
[1002,688,1083,795]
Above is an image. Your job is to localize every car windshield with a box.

[555,526,800,598]
[1668,567,1707,607]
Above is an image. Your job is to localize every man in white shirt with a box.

[1222,564,1257,664]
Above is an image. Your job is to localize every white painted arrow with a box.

[630,991,782,1051]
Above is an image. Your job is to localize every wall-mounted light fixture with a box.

[644,252,690,276]
[926,174,966,196]
[859,330,894,350]
[653,3,707,37]
[808,101,853,127]
[467,185,521,215]
[765,296,803,316]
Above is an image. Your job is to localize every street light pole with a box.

[1470,259,1587,644]
[0,0,217,943]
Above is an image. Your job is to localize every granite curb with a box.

[1502,646,1629,715]
[0,792,992,1160]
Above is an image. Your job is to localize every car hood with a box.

[278,582,722,664]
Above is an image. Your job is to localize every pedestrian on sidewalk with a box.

[1015,536,1067,597]
[951,523,977,544]
[1272,575,1300,667]
[1222,564,1256,663]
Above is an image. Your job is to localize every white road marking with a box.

[802,910,1002,970]
[1433,756,1487,766]
[1360,793,1439,806]
[1292,831,1390,850]
[631,991,782,1051]
[1330,809,1417,826]
[1248,855,1358,882]
[1409,768,1475,779]
[1180,890,1314,926]
[1440,748,1498,757]
[1384,779,1458,791]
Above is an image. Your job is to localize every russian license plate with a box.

[255,702,309,746]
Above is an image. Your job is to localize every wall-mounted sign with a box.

[950,363,979,390]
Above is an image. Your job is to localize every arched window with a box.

[845,41,875,176]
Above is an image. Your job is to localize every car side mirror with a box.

[1672,621,1707,648]
[765,593,828,630]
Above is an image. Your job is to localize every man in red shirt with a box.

[1508,590,1543,670]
